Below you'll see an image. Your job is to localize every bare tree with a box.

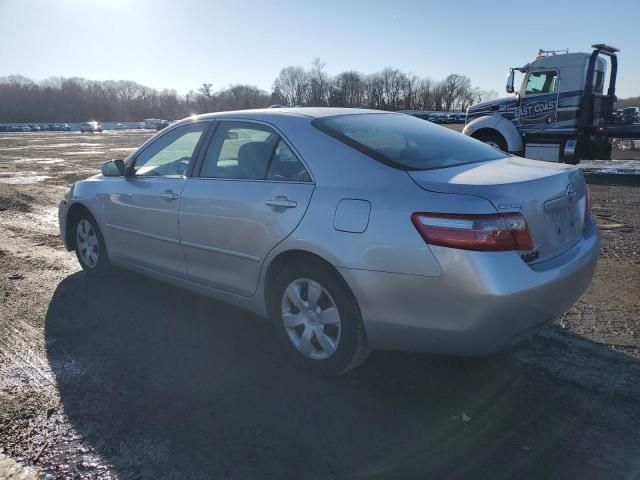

[198,83,213,99]
[331,71,364,107]
[273,66,309,106]
[440,74,472,111]
[307,58,330,106]
[0,65,490,122]
[379,68,409,110]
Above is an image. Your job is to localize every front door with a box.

[179,120,315,297]
[518,69,559,128]
[103,121,209,277]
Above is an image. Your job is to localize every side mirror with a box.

[101,159,125,177]
[506,69,515,94]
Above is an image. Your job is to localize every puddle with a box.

[36,159,65,165]
[0,206,59,232]
[109,147,137,153]
[30,142,104,149]
[580,160,640,178]
[10,158,66,165]
[62,150,106,156]
[0,146,27,151]
[0,173,51,184]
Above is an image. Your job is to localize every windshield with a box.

[623,108,636,115]
[313,112,506,170]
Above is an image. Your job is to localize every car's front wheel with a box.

[270,260,370,376]
[73,214,111,275]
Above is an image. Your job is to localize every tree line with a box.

[0,60,500,123]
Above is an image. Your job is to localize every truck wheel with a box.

[269,260,370,376]
[475,132,507,152]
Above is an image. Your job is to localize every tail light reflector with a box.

[411,212,533,251]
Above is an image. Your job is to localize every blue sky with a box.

[1,0,639,98]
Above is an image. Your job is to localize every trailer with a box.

[463,44,640,163]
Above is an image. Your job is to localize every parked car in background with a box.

[9,124,31,132]
[156,120,172,131]
[620,107,640,125]
[28,124,41,131]
[446,113,459,123]
[50,123,71,131]
[434,114,448,123]
[58,108,599,376]
[80,121,103,133]
[144,118,167,129]
[114,123,126,130]
[612,109,624,122]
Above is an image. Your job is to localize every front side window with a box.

[313,113,506,171]
[524,70,557,95]
[199,122,311,181]
[133,122,207,177]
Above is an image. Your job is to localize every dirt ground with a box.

[0,130,639,479]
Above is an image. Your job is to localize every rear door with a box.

[179,120,315,297]
[103,121,210,277]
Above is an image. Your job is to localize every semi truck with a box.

[463,44,640,163]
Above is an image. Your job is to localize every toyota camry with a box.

[58,108,599,375]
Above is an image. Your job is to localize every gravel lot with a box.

[1,129,639,479]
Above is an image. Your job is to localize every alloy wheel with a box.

[76,219,99,268]
[281,278,342,360]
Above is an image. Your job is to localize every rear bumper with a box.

[340,221,600,355]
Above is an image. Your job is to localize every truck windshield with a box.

[312,113,506,171]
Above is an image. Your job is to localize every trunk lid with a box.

[408,156,588,262]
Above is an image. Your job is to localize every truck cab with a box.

[462,44,634,163]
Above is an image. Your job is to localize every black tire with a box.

[269,259,370,376]
[475,131,508,152]
[72,213,111,276]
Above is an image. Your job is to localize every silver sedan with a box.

[58,108,599,375]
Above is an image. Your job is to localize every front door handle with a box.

[265,196,297,208]
[160,190,179,200]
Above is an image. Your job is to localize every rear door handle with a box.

[160,190,179,200]
[265,196,297,208]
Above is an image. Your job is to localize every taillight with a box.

[411,212,533,251]
[583,186,592,228]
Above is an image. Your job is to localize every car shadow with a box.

[44,270,640,479]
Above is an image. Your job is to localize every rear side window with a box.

[312,113,506,171]
[199,121,311,181]
[200,122,275,179]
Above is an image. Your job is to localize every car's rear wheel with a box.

[270,260,370,376]
[73,214,111,275]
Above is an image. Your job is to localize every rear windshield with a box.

[312,113,506,171]
[623,108,637,114]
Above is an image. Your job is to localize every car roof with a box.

[195,107,394,122]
